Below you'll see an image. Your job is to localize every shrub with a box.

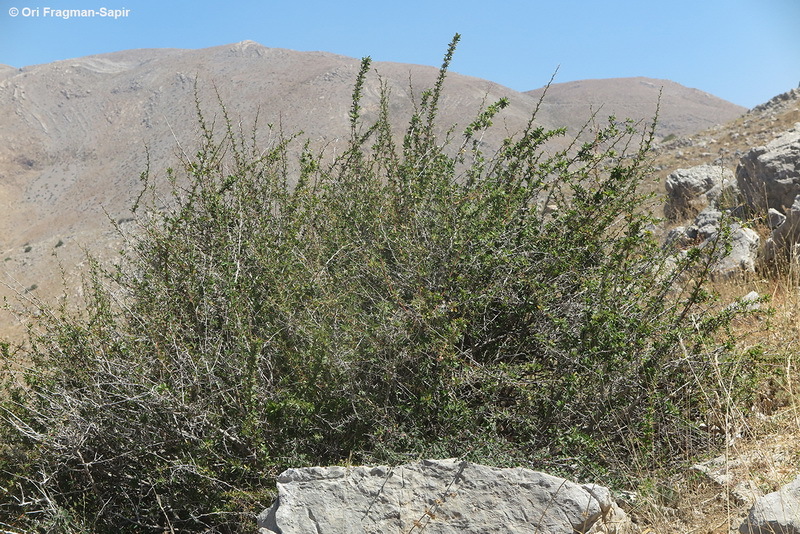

[0,35,743,532]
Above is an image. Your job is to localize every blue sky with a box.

[0,0,797,108]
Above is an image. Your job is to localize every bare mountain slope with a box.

[0,41,747,336]
[526,77,746,140]
[0,41,562,335]
[1,41,556,247]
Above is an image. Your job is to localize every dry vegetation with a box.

[631,270,800,533]
[627,87,800,530]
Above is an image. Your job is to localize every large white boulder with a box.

[258,458,633,533]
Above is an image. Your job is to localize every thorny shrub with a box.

[0,35,752,532]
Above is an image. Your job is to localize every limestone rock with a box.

[665,209,760,279]
[258,459,634,534]
[740,474,800,533]
[768,208,787,229]
[665,164,737,221]
[692,454,764,507]
[694,208,723,240]
[733,290,763,313]
[765,195,800,261]
[737,125,800,214]
[664,225,694,249]
[708,224,760,278]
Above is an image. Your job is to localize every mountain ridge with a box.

[526,76,746,140]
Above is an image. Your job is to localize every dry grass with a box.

[630,94,800,533]
[630,268,800,533]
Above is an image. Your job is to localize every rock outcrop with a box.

[765,195,800,261]
[709,223,760,278]
[664,164,738,220]
[660,118,800,274]
[740,474,800,534]
[258,458,633,534]
[664,207,760,279]
[729,124,800,261]
[737,124,800,214]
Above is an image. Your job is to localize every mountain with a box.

[0,41,564,247]
[0,41,749,337]
[525,77,746,140]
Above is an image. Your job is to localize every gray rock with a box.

[708,224,760,278]
[740,474,800,533]
[707,174,742,212]
[766,195,800,261]
[737,125,800,214]
[665,165,736,220]
[678,203,760,277]
[751,88,800,114]
[769,208,787,229]
[664,226,694,249]
[663,217,759,280]
[693,453,763,506]
[258,459,633,534]
[736,291,763,312]
[664,209,725,252]
[694,208,723,240]
[666,207,759,278]
[733,480,765,508]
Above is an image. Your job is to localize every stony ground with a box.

[627,242,800,533]
[603,89,800,533]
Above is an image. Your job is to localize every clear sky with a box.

[0,0,797,108]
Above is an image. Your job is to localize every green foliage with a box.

[0,35,744,532]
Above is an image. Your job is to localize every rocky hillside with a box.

[642,88,800,533]
[0,41,748,337]
[653,87,800,178]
